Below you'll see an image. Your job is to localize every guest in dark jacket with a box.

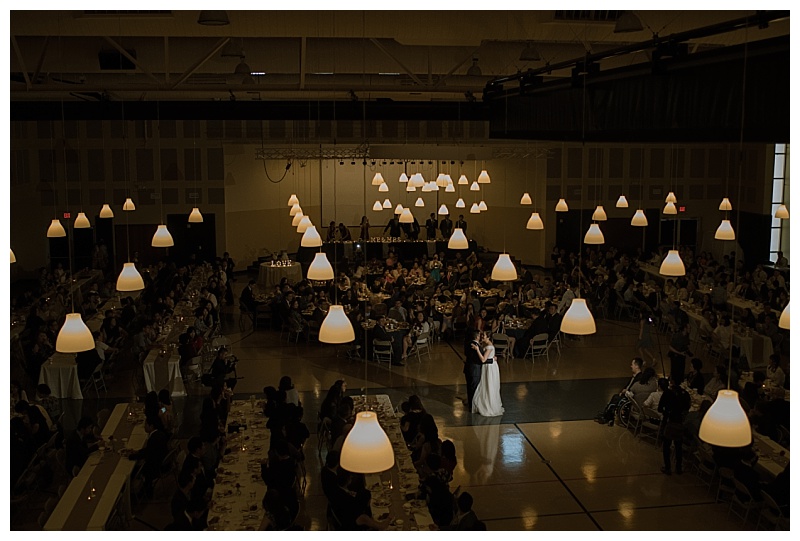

[685,358,706,395]
[65,416,99,474]
[129,416,170,493]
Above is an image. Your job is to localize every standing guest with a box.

[668,323,692,383]
[359,216,371,240]
[338,223,352,241]
[439,214,453,238]
[279,376,300,406]
[454,215,467,234]
[425,213,438,240]
[240,279,259,313]
[658,377,691,475]
[383,215,401,237]
[327,221,338,242]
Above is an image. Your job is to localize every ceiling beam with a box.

[32,35,50,85]
[164,36,169,85]
[171,38,230,89]
[370,38,425,87]
[299,37,306,90]
[102,36,162,85]
[11,36,31,90]
[435,46,483,88]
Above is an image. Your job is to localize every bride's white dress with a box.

[472,345,504,416]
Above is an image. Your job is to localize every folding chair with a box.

[639,406,662,446]
[756,492,785,530]
[372,339,394,366]
[413,332,431,361]
[492,333,510,361]
[729,478,764,526]
[524,333,549,365]
[83,361,107,396]
[547,332,562,357]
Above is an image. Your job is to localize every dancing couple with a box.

[463,330,504,416]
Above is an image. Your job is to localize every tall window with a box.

[769,144,789,263]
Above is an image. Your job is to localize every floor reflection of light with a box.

[618,500,636,523]
[581,463,597,483]
[516,384,528,400]
[500,432,525,465]
[521,509,538,530]
[548,423,562,439]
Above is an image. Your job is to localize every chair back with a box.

[492,333,509,346]
[532,333,548,348]
[373,339,392,352]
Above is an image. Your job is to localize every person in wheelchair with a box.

[594,357,643,426]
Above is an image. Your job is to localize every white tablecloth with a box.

[733,332,774,369]
[143,351,186,397]
[753,433,790,479]
[39,353,83,399]
[258,261,303,288]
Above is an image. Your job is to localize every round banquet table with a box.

[258,261,303,289]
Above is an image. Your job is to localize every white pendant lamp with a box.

[555,198,569,212]
[297,216,313,233]
[659,250,686,277]
[116,262,145,291]
[591,205,607,221]
[560,299,596,335]
[340,411,395,474]
[698,390,752,447]
[11,249,17,264]
[448,228,469,249]
[74,212,91,228]
[455,198,466,208]
[437,204,449,215]
[458,175,469,185]
[445,183,456,193]
[47,219,66,238]
[287,194,299,206]
[421,182,432,193]
[382,199,392,209]
[663,201,677,215]
[378,182,389,193]
[714,219,735,240]
[301,226,322,247]
[520,193,532,205]
[436,174,448,187]
[406,184,417,192]
[526,212,544,230]
[443,174,452,185]
[415,197,425,208]
[719,197,732,211]
[188,207,204,223]
[477,169,491,184]
[491,254,517,281]
[99,204,114,218]
[775,204,789,219]
[399,173,408,183]
[478,200,488,212]
[584,223,604,244]
[394,204,404,215]
[372,200,383,211]
[616,195,629,208]
[779,302,789,329]
[430,182,440,192]
[151,224,175,247]
[371,172,385,186]
[123,197,136,211]
[470,203,480,214]
[319,305,356,344]
[307,252,334,280]
[470,181,480,192]
[665,191,677,203]
[631,209,648,226]
[399,208,414,223]
[292,212,305,227]
[55,313,95,353]
[290,203,302,216]
[410,173,425,188]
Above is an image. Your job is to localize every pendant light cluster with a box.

[151,104,174,248]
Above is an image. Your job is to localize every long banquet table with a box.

[39,352,83,399]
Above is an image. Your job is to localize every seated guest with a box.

[171,469,195,526]
[65,416,100,474]
[34,383,61,423]
[400,395,426,445]
[128,416,170,496]
[766,354,786,388]
[704,365,728,399]
[449,491,481,530]
[262,439,300,521]
[685,358,706,395]
[329,469,388,530]
[15,401,51,447]
[594,358,643,425]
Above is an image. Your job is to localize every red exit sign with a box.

[679,206,686,213]
[63,212,71,219]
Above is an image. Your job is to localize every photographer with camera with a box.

[207,346,238,389]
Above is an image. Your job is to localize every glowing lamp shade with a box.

[415,197,425,208]
[399,208,414,223]
[520,192,532,205]
[74,212,91,228]
[631,209,648,227]
[421,182,432,193]
[616,195,629,208]
[382,199,392,209]
[307,252,334,281]
[301,226,322,247]
[437,204,449,215]
[775,204,789,219]
[591,205,607,221]
[458,175,469,185]
[56,313,95,353]
[526,212,544,230]
[455,198,466,208]
[151,224,175,247]
[478,200,488,212]
[698,390,752,447]
[779,302,789,330]
[11,249,17,264]
[122,197,135,211]
[470,203,480,214]
[297,216,313,233]
[470,181,480,192]
[406,184,417,192]
[714,219,736,240]
[340,411,395,474]
[448,228,469,249]
[436,174,448,187]
[394,204,404,215]
[663,202,677,215]
[491,254,517,281]
[188,207,204,223]
[719,197,732,211]
[560,299,596,335]
[583,223,604,244]
[116,262,145,291]
[47,219,66,238]
[430,182,440,192]
[287,194,299,206]
[659,250,686,277]
[477,169,491,184]
[665,191,677,203]
[445,183,456,193]
[443,174,452,184]
[555,198,569,212]
[378,182,389,193]
[372,200,383,211]
[410,173,425,188]
[372,173,385,186]
[319,305,356,344]
[99,204,115,218]
[398,173,408,183]
[289,203,302,216]
[291,212,305,227]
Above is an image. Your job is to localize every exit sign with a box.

[63,212,71,219]
[679,206,686,212]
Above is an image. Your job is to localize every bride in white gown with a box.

[471,332,504,416]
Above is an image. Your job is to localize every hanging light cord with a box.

[60,100,76,314]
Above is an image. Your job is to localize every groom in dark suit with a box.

[463,330,483,409]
